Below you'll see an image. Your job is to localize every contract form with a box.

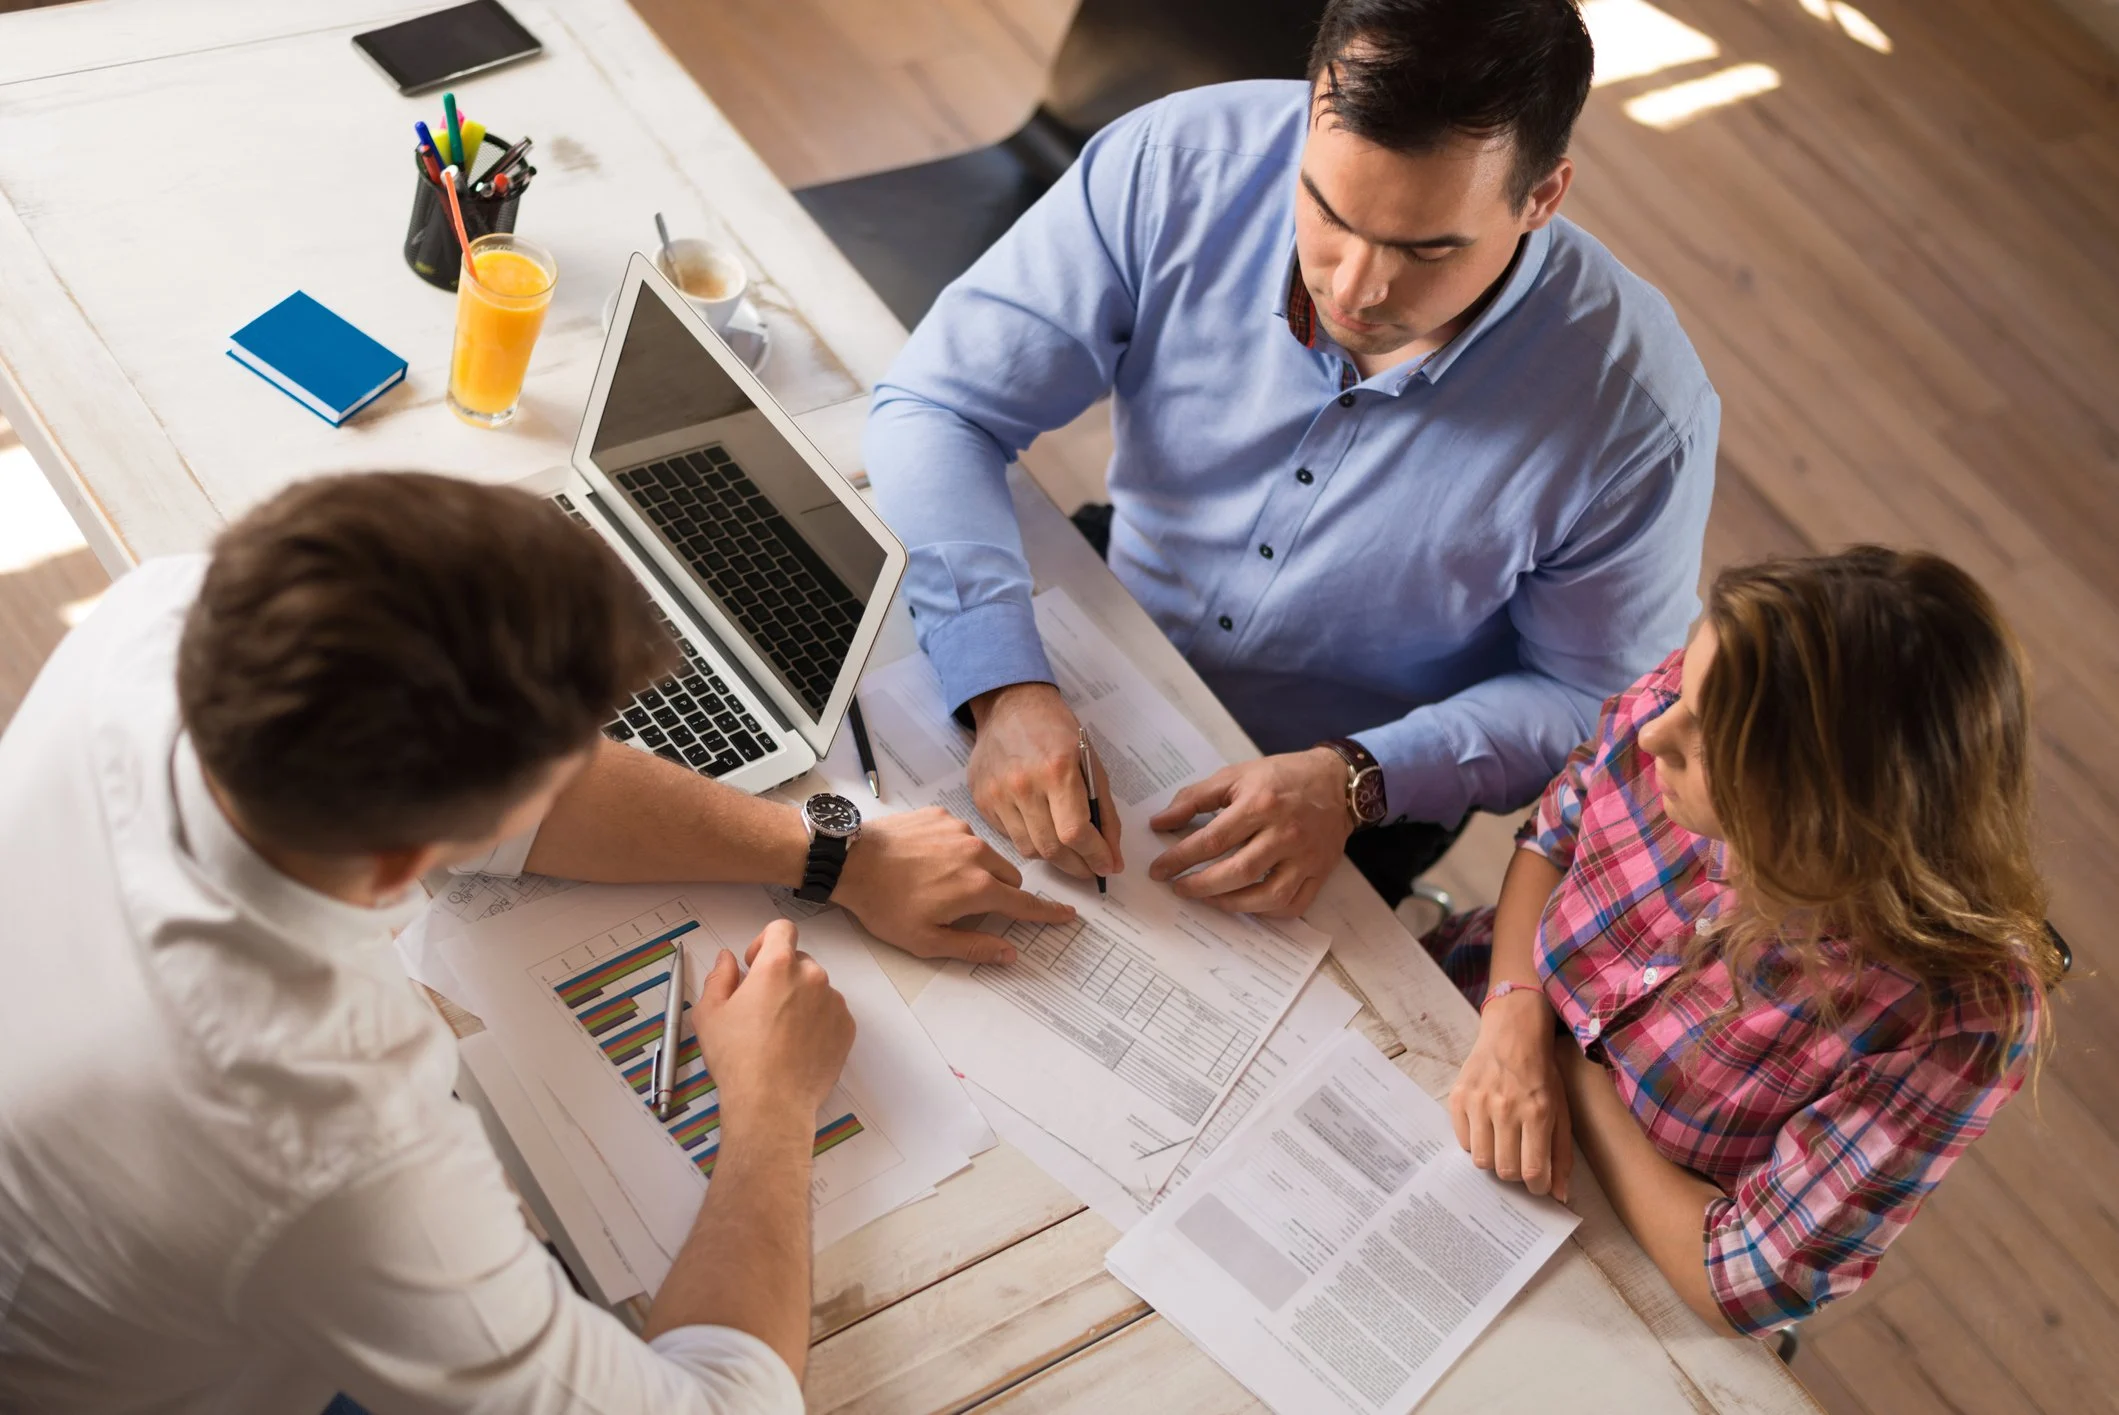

[1107,1032,1578,1415]
[971,968,1363,1232]
[853,590,1333,1199]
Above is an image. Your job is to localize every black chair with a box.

[794,0,1328,330]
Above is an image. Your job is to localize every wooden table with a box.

[0,3,1814,1411]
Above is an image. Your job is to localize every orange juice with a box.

[447,234,556,427]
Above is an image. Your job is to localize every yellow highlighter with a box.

[458,119,486,174]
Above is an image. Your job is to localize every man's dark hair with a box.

[1307,0,1595,209]
[178,472,674,854]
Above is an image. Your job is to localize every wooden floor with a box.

[0,0,2112,1411]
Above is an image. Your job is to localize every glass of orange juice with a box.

[447,232,557,428]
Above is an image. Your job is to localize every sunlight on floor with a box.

[0,427,89,575]
[1623,62,1784,129]
[1800,0,1895,53]
[1583,0,1721,87]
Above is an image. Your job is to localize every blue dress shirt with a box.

[865,80,1719,827]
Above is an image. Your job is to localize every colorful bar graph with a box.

[684,1113,861,1178]
[576,969,671,1032]
[624,1036,703,1094]
[554,921,699,1006]
[812,1112,864,1156]
[584,1004,638,1037]
[599,1013,667,1064]
[670,1104,722,1149]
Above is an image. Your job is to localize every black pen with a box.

[849,694,880,799]
[1078,728,1106,894]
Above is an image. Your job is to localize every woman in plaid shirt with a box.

[1426,547,2062,1336]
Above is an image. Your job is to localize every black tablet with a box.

[353,1,543,96]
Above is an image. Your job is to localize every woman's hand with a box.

[1449,988,1574,1202]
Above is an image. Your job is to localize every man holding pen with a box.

[866,0,1716,914]
[0,473,1069,1414]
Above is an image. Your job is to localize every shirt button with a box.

[1259,544,1274,559]
[1296,468,1314,485]
[1218,614,1234,631]
[1643,966,1660,986]
[1582,1017,1601,1039]
[1337,393,1356,408]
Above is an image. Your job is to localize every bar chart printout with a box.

[534,898,890,1188]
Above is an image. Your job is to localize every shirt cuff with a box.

[446,824,540,880]
[1350,715,1475,829]
[918,597,1057,719]
[647,1324,805,1414]
[1701,1194,1812,1335]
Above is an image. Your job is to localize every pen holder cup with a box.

[403,134,533,292]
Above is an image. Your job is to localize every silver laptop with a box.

[540,254,905,794]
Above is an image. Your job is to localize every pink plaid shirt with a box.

[1425,651,2040,1334]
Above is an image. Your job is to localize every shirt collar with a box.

[1277,222,1554,390]
[172,733,425,953]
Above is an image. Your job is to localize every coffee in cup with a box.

[656,238,747,334]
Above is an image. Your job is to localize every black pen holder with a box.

[403,133,536,291]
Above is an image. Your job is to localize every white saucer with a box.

[601,288,772,374]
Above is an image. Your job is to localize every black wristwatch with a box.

[1317,738,1388,829]
[795,792,863,902]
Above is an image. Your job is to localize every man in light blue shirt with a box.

[866,0,1718,914]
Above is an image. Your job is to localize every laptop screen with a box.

[589,293,889,717]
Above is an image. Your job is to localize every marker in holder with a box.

[403,133,537,291]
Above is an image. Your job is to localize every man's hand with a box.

[834,806,1076,963]
[966,682,1122,881]
[694,921,854,1125]
[1145,748,1351,917]
[1449,988,1573,1202]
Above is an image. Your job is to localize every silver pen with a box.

[653,941,686,1120]
[1078,728,1106,895]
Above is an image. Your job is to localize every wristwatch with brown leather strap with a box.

[1316,738,1387,830]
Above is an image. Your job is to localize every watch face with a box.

[1352,767,1387,825]
[805,792,862,838]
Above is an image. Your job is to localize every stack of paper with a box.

[811,590,1340,1214]
[1107,1032,1580,1414]
[413,881,990,1302]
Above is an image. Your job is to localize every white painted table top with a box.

[0,3,1812,1410]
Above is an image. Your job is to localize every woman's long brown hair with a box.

[1693,547,2061,1072]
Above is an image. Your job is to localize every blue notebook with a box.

[228,292,406,426]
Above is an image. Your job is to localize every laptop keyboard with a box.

[551,493,779,778]
[613,448,863,715]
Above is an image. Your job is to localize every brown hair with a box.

[1693,547,2059,1069]
[177,472,674,853]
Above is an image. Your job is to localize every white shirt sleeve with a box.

[447,823,541,879]
[234,1102,802,1415]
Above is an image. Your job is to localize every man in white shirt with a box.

[0,472,1074,1414]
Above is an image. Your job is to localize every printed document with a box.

[860,590,1331,1198]
[1107,1032,1578,1415]
[435,881,983,1272]
[971,969,1363,1232]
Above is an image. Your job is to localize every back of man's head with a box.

[177,472,670,855]
[1308,0,1595,208]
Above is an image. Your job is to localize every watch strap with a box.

[795,832,850,902]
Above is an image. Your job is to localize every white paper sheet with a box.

[434,871,581,922]
[854,591,1329,1198]
[1107,1033,1578,1415]
[434,881,983,1268]
[456,1031,654,1303]
[970,969,1364,1232]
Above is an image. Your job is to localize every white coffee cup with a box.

[656,238,748,335]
